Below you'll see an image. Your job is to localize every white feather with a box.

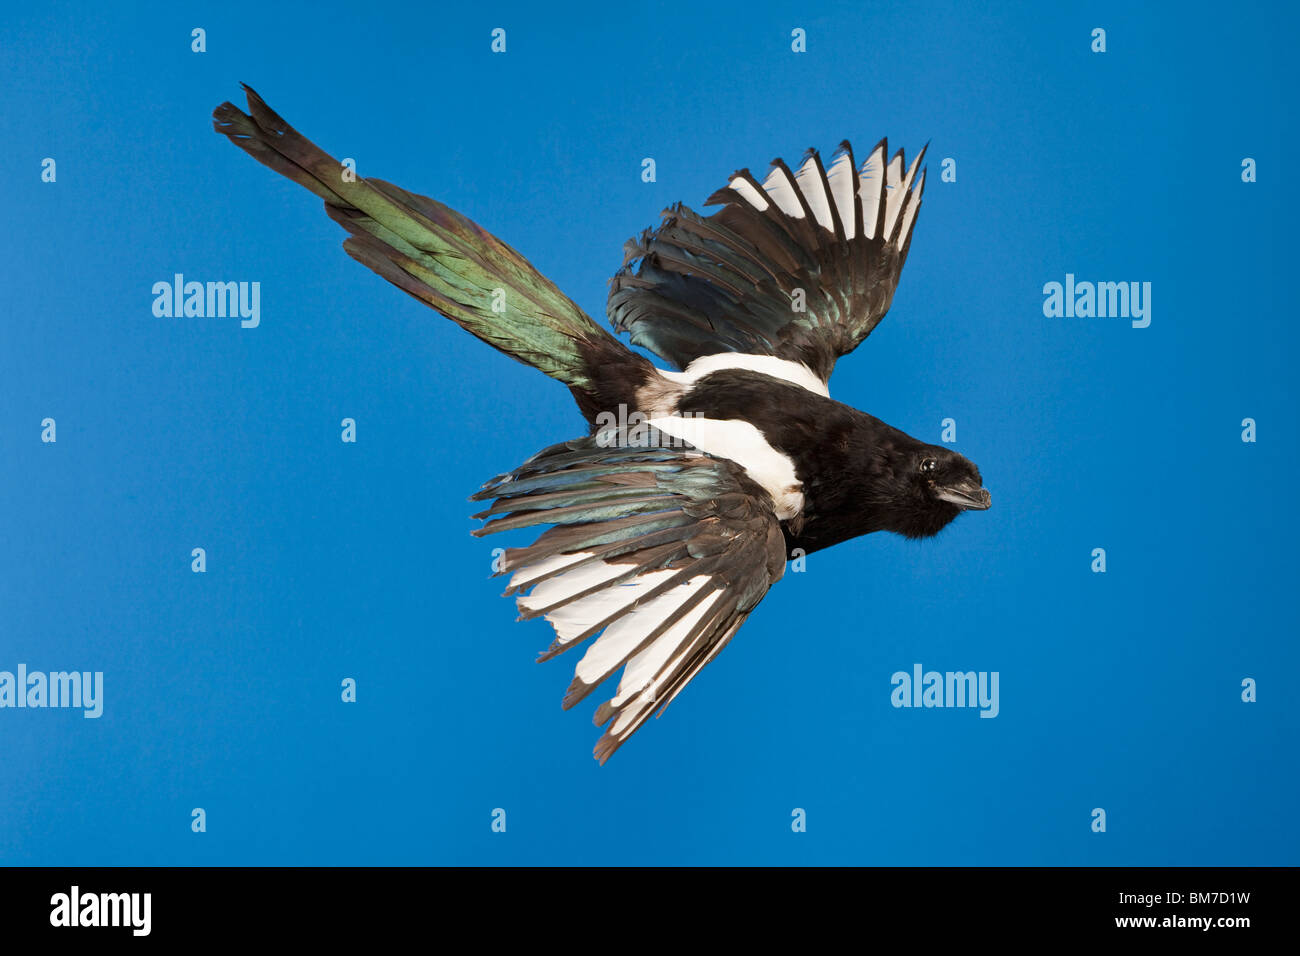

[658,353,828,397]
[883,152,906,241]
[761,165,805,218]
[508,550,593,591]
[794,155,834,232]
[904,149,924,191]
[647,415,804,520]
[728,176,769,210]
[526,567,679,645]
[610,584,720,708]
[897,168,924,252]
[517,558,629,616]
[575,576,716,685]
[826,151,857,239]
[859,143,885,238]
[607,618,711,738]
[658,618,743,710]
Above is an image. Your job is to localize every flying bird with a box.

[213,86,990,763]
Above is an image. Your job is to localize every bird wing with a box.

[472,433,787,763]
[607,139,927,384]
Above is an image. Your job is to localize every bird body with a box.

[214,86,990,762]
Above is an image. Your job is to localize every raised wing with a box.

[608,139,927,384]
[472,435,787,763]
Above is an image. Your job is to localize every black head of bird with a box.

[884,442,991,541]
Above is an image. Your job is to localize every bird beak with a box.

[934,479,991,511]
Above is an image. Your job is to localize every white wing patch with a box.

[647,415,804,520]
[658,353,829,397]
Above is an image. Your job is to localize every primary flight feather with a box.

[213,86,990,763]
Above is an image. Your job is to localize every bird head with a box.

[884,443,990,539]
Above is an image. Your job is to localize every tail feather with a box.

[213,85,628,394]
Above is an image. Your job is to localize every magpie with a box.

[213,86,991,763]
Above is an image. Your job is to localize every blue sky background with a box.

[2,0,1296,865]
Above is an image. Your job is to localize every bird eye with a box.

[920,458,937,474]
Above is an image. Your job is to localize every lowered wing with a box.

[472,434,787,763]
